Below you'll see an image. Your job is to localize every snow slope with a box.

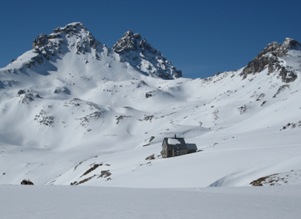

[0,22,301,190]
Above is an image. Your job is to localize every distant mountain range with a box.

[0,22,300,187]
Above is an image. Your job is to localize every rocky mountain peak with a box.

[241,38,301,83]
[0,22,106,75]
[18,22,103,71]
[54,22,87,34]
[33,22,88,48]
[282,37,301,51]
[113,30,182,79]
[255,38,301,60]
[32,22,99,53]
[113,30,151,54]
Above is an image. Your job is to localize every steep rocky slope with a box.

[113,30,182,79]
[241,38,301,82]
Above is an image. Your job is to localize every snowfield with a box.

[1,185,301,219]
[1,22,301,218]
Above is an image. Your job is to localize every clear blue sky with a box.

[0,0,300,78]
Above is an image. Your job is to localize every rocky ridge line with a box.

[241,38,301,83]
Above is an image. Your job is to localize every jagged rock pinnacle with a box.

[113,30,182,79]
[113,30,151,54]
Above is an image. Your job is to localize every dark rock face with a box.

[54,86,71,95]
[282,38,301,50]
[21,179,34,185]
[241,38,300,83]
[18,89,42,104]
[113,31,145,53]
[145,154,155,160]
[33,34,48,48]
[113,30,182,79]
[53,22,88,36]
[279,67,298,83]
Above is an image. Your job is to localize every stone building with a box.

[161,135,197,158]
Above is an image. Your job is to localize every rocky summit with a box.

[113,30,182,79]
[241,37,301,82]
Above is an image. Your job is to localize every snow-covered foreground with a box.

[1,185,300,219]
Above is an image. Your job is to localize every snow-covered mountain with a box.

[1,22,180,82]
[0,22,301,188]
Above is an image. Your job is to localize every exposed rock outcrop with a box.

[241,38,301,83]
[21,179,34,185]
